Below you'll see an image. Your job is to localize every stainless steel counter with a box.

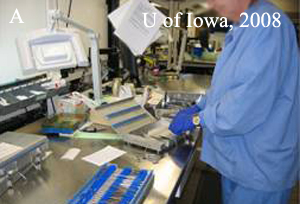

[156,74,211,95]
[0,74,210,204]
[0,126,200,204]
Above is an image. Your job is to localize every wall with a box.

[0,0,47,85]
[57,0,108,51]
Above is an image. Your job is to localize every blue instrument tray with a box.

[68,164,154,204]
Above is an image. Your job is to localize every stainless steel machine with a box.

[95,97,178,153]
[0,132,48,196]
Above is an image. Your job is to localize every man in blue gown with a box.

[169,0,299,203]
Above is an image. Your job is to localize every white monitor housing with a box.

[16,28,89,75]
[16,10,102,105]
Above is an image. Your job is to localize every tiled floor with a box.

[175,158,299,204]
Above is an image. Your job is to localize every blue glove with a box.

[169,112,196,135]
[178,104,201,115]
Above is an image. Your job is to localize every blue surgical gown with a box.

[198,0,299,191]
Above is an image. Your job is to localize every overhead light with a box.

[16,28,89,75]
[16,10,103,105]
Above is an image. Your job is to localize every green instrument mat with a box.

[73,122,121,140]
[73,132,121,140]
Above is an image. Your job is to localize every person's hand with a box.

[178,104,201,115]
[169,112,196,135]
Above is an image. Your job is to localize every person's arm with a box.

[199,25,283,136]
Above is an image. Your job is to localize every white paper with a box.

[151,30,162,44]
[0,142,23,160]
[61,148,81,160]
[148,91,164,105]
[82,145,126,167]
[108,1,132,29]
[119,85,133,99]
[109,0,166,56]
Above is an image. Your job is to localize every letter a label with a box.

[9,8,24,24]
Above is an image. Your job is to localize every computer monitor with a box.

[16,28,89,75]
[16,10,103,105]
